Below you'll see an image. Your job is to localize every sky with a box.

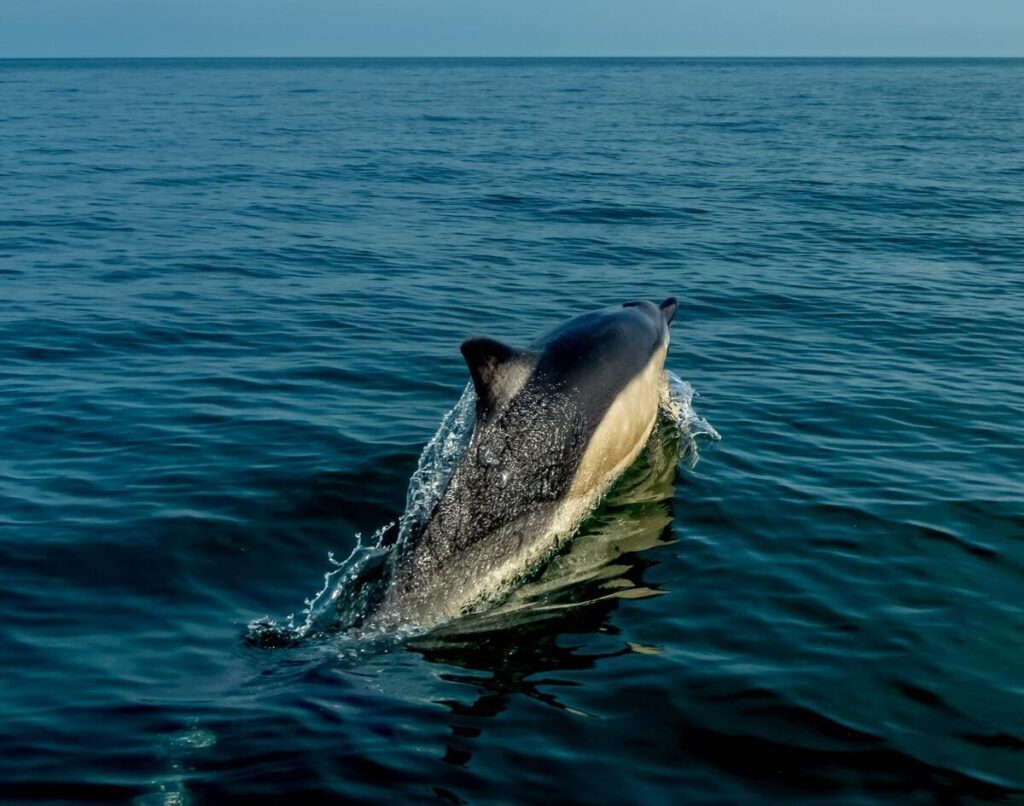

[1,0,1022,58]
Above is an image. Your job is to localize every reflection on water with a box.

[408,411,682,768]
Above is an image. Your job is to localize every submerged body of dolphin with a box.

[366,298,678,630]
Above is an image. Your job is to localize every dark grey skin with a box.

[368,297,678,629]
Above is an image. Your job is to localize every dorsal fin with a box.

[659,296,678,324]
[460,337,536,414]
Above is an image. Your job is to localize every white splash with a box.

[247,385,478,644]
[396,383,476,544]
[660,370,720,468]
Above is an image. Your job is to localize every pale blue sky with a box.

[2,0,1022,58]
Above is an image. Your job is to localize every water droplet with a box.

[478,446,500,466]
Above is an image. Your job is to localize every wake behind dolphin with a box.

[249,299,717,644]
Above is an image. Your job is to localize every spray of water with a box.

[661,371,721,468]
[246,372,717,646]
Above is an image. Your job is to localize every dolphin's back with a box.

[532,304,665,434]
[376,299,676,628]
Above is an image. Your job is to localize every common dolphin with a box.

[368,297,678,630]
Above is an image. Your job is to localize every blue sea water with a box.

[1,57,1023,803]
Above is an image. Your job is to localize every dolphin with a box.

[367,297,678,630]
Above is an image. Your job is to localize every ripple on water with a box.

[1,57,1022,802]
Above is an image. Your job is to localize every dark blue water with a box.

[2,58,1023,803]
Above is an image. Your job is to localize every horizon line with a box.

[2,54,1023,61]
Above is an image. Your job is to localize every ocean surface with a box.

[1,58,1022,803]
